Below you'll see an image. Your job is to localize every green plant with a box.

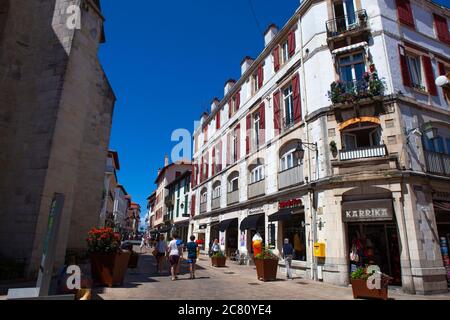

[329,141,338,154]
[212,251,225,258]
[351,267,375,281]
[255,247,279,260]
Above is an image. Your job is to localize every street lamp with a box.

[294,140,318,161]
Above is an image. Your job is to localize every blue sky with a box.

[99,0,449,226]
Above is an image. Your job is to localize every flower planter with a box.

[211,256,226,267]
[128,253,139,269]
[255,259,278,282]
[351,279,388,300]
[90,251,131,287]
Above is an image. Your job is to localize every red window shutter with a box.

[211,147,216,176]
[218,141,223,172]
[236,90,241,111]
[438,62,446,76]
[226,133,231,166]
[258,65,264,89]
[200,158,204,183]
[398,45,412,87]
[273,91,281,133]
[273,46,280,72]
[288,30,296,56]
[433,14,450,44]
[190,195,196,217]
[203,127,208,144]
[191,164,196,188]
[259,102,265,145]
[216,111,220,130]
[228,99,232,118]
[422,56,438,96]
[235,124,241,161]
[292,74,302,123]
[246,114,251,155]
[205,152,209,179]
[396,0,414,28]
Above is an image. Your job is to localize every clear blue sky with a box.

[99,0,449,226]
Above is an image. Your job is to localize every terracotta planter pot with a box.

[351,279,388,300]
[90,251,131,287]
[255,259,278,282]
[128,253,139,269]
[211,256,226,267]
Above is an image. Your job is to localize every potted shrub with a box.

[254,248,279,282]
[87,228,131,287]
[329,141,338,158]
[211,251,226,267]
[351,267,391,300]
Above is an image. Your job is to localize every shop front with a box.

[174,220,189,245]
[240,212,265,257]
[433,191,450,286]
[343,197,402,286]
[269,198,307,262]
[219,218,239,257]
[209,220,220,251]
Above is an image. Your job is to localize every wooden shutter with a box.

[273,90,281,134]
[259,102,265,145]
[398,45,412,87]
[190,195,196,217]
[433,14,450,44]
[396,0,414,28]
[218,141,223,172]
[422,56,437,96]
[216,111,220,130]
[211,147,216,176]
[236,90,241,111]
[273,46,280,72]
[228,99,232,118]
[246,114,251,155]
[438,62,446,76]
[226,133,231,166]
[292,74,302,123]
[288,30,296,56]
[258,65,264,89]
[235,124,241,161]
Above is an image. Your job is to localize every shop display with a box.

[252,233,263,257]
[440,236,450,285]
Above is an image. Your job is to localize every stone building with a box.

[0,0,116,278]
[190,0,449,295]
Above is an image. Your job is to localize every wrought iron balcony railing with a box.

[326,9,368,38]
[339,145,387,161]
[425,151,450,176]
[328,74,385,105]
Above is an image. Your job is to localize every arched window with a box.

[279,140,302,172]
[212,181,221,199]
[227,171,239,192]
[200,188,208,204]
[248,159,265,184]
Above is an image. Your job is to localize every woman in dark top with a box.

[186,235,198,279]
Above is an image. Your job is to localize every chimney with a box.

[224,79,236,96]
[241,56,254,75]
[264,24,279,47]
[164,154,169,167]
[210,97,220,112]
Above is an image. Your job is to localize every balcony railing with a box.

[212,197,221,210]
[200,202,207,214]
[425,151,450,176]
[326,9,368,38]
[278,165,303,190]
[248,179,266,199]
[227,190,239,205]
[339,145,387,161]
[328,74,385,105]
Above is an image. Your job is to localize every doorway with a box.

[225,220,239,257]
[348,222,402,286]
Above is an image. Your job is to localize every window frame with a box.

[229,177,239,192]
[283,83,294,128]
[405,53,425,91]
[280,148,298,172]
[250,165,265,184]
[338,51,366,83]
[253,112,260,148]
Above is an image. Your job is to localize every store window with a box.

[282,213,306,261]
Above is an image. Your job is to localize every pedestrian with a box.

[155,234,168,274]
[167,233,183,281]
[210,238,220,257]
[139,236,146,253]
[186,235,198,279]
[282,238,294,280]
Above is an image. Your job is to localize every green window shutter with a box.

[184,195,188,215]
[176,200,179,218]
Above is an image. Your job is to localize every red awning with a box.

[434,202,450,212]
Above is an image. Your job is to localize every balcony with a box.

[212,197,221,210]
[326,9,368,39]
[328,75,385,106]
[248,179,265,199]
[200,202,207,214]
[425,151,450,176]
[339,145,387,161]
[227,190,239,205]
[278,165,303,190]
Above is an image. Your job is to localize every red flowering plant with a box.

[86,228,121,254]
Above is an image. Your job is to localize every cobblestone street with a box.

[93,251,450,300]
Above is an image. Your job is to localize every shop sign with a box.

[249,207,264,215]
[342,199,393,222]
[199,224,207,230]
[279,198,302,209]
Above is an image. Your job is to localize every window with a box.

[250,165,265,184]
[446,139,450,155]
[280,149,297,172]
[229,177,239,192]
[232,129,238,162]
[333,0,357,29]
[433,14,450,45]
[252,73,259,93]
[254,113,260,148]
[342,123,382,149]
[405,54,424,91]
[201,192,208,204]
[283,84,294,127]
[281,40,289,64]
[213,185,221,199]
[424,136,446,154]
[281,213,307,261]
[338,52,365,83]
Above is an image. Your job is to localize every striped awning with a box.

[434,202,450,212]
[332,41,368,55]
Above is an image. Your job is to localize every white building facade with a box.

[189,0,450,295]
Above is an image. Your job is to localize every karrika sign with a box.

[342,199,393,222]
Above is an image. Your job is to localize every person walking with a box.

[139,236,146,253]
[167,233,182,281]
[282,238,294,280]
[186,235,198,280]
[210,238,220,256]
[155,234,168,274]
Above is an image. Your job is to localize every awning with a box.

[174,220,190,228]
[219,218,238,232]
[332,41,368,55]
[434,201,450,212]
[240,214,264,231]
[269,209,293,222]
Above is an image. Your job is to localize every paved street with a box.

[93,251,450,300]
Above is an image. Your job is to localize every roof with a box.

[165,170,192,189]
[154,160,192,184]
[108,150,120,170]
